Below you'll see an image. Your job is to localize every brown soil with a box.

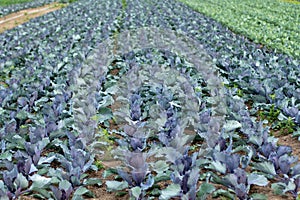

[86,169,130,200]
[250,184,294,200]
[0,2,65,33]
[276,132,300,158]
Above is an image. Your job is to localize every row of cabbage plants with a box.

[98,0,299,199]
[0,0,121,199]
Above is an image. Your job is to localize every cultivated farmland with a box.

[0,0,299,199]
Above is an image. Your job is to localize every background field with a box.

[178,0,300,58]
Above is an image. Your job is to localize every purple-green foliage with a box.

[122,0,300,125]
[0,0,121,198]
[100,48,206,199]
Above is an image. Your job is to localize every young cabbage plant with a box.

[158,120,198,200]
[108,150,154,199]
[50,180,73,200]
[1,166,30,200]
[172,152,199,200]
[121,124,150,151]
[213,168,269,200]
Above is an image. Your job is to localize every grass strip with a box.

[0,0,35,6]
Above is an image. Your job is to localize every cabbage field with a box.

[0,0,299,199]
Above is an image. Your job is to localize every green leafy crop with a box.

[177,0,300,58]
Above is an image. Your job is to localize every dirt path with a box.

[0,2,65,33]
